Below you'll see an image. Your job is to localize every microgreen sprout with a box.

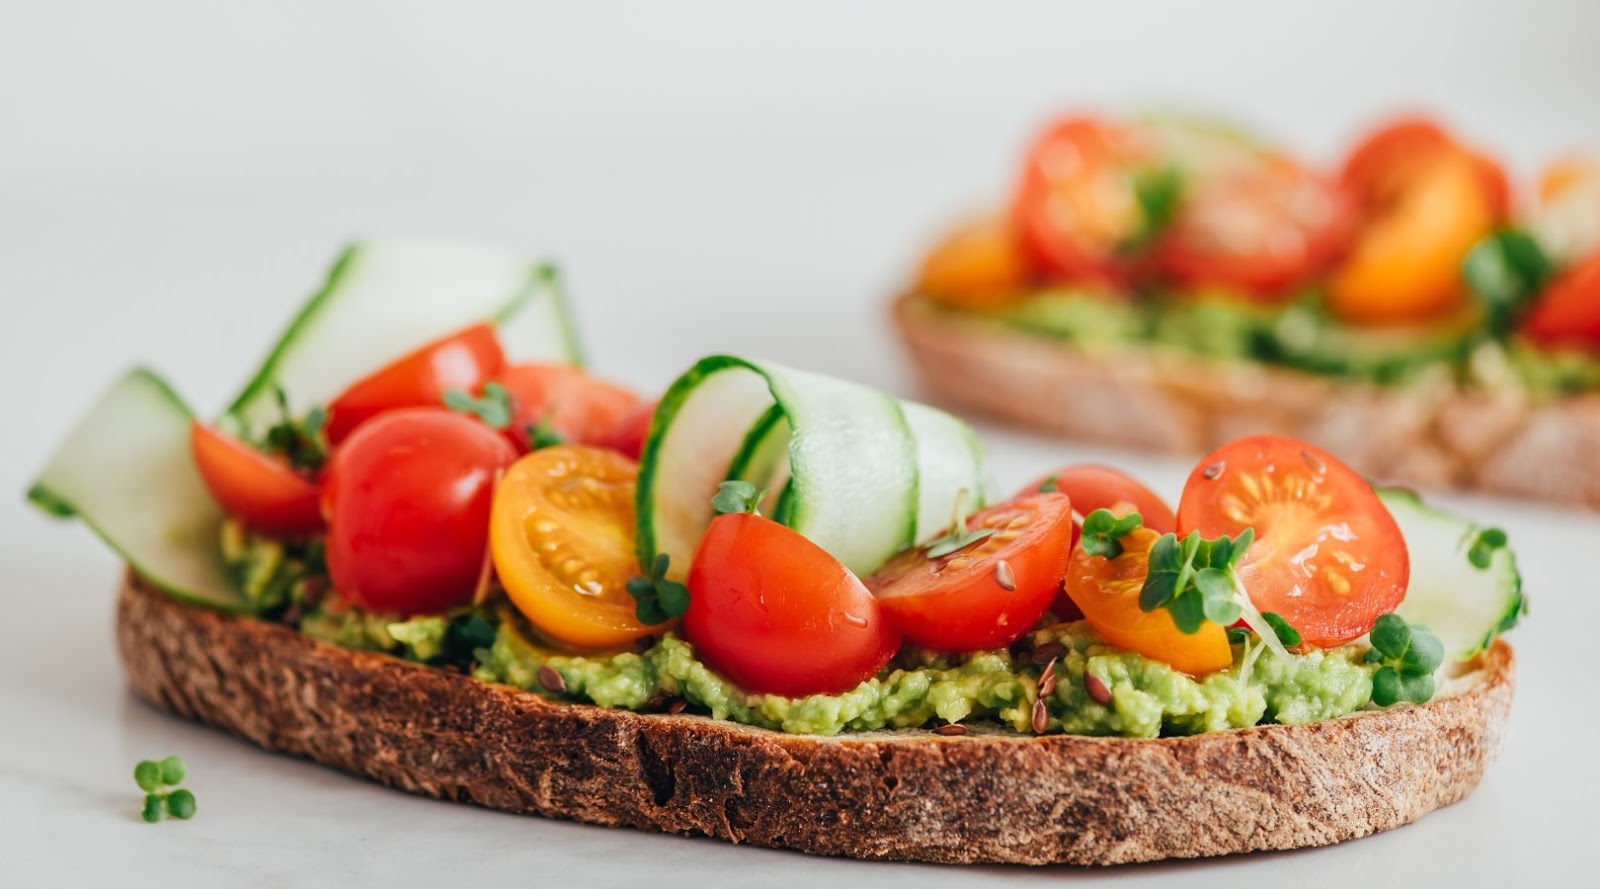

[1466,527,1509,570]
[263,386,328,471]
[924,488,993,559]
[1462,229,1551,337]
[1138,527,1290,660]
[1037,475,1060,494]
[524,413,565,450]
[1121,165,1184,253]
[1365,613,1444,706]
[443,381,513,429]
[1079,509,1143,560]
[1261,611,1301,648]
[625,553,690,625]
[711,480,762,516]
[134,755,195,823]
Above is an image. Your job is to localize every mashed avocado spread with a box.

[223,519,1375,738]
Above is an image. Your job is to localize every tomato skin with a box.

[866,493,1074,651]
[1340,116,1509,221]
[1064,526,1233,675]
[1175,435,1409,648]
[684,513,901,697]
[189,422,324,537]
[596,397,657,461]
[491,445,654,649]
[1154,159,1354,299]
[916,215,1033,310]
[1011,115,1156,286]
[322,408,517,615]
[1521,252,1600,348]
[325,323,505,445]
[496,363,641,453]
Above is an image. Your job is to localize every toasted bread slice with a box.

[116,573,1515,866]
[893,294,1600,509]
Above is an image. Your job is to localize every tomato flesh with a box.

[866,493,1074,651]
[1064,526,1232,674]
[916,215,1032,310]
[325,323,505,444]
[1175,435,1408,647]
[496,363,641,453]
[684,513,900,697]
[189,422,323,537]
[1011,115,1157,286]
[491,445,656,649]
[1522,252,1600,348]
[322,408,517,615]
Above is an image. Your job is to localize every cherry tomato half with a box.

[1154,158,1354,298]
[684,512,901,697]
[1011,115,1158,286]
[1064,526,1232,675]
[496,363,642,453]
[324,323,506,444]
[1521,251,1600,349]
[322,408,517,615]
[1176,435,1409,647]
[491,445,658,649]
[189,422,323,537]
[1328,118,1506,325]
[916,215,1033,310]
[866,493,1075,652]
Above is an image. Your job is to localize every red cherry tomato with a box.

[496,363,641,453]
[189,422,323,537]
[1521,252,1600,349]
[1011,115,1158,286]
[322,408,517,615]
[684,513,901,697]
[1016,465,1175,620]
[1176,435,1409,648]
[324,323,506,444]
[1340,116,1509,221]
[596,397,657,461]
[866,493,1074,652]
[1154,158,1354,298]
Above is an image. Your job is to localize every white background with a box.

[3,2,1598,886]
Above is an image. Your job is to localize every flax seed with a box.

[536,665,567,694]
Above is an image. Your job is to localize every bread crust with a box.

[116,574,1515,866]
[893,294,1600,508]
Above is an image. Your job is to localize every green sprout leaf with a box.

[134,760,162,794]
[158,756,186,786]
[922,488,993,559]
[141,794,166,824]
[1367,613,1443,706]
[1139,528,1254,636]
[1467,527,1509,570]
[1080,509,1143,560]
[262,386,328,471]
[1123,166,1185,254]
[1261,612,1302,648]
[1462,229,1551,337]
[443,381,514,429]
[524,414,565,450]
[712,480,761,516]
[626,553,690,626]
[1037,474,1061,493]
[166,789,197,820]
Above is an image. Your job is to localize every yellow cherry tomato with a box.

[490,445,660,649]
[1063,526,1233,675]
[916,214,1032,310]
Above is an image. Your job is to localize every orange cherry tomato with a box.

[1532,153,1600,263]
[684,512,901,697]
[1063,526,1232,675]
[496,363,641,453]
[322,408,517,615]
[189,422,323,537]
[325,323,506,444]
[1011,115,1158,286]
[1329,118,1506,325]
[490,445,656,649]
[915,215,1033,310]
[866,493,1075,651]
[1521,252,1600,349]
[1175,435,1409,648]
[1154,157,1354,299]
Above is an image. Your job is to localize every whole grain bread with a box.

[893,294,1600,508]
[116,574,1515,866]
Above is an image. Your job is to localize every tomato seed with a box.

[994,560,1016,591]
[1031,698,1050,734]
[1202,460,1225,480]
[1084,673,1112,706]
[934,724,968,736]
[537,665,567,694]
[1030,642,1066,665]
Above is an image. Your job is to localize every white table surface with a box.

[4,2,1599,886]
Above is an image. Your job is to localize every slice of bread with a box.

[893,294,1600,509]
[116,573,1515,866]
